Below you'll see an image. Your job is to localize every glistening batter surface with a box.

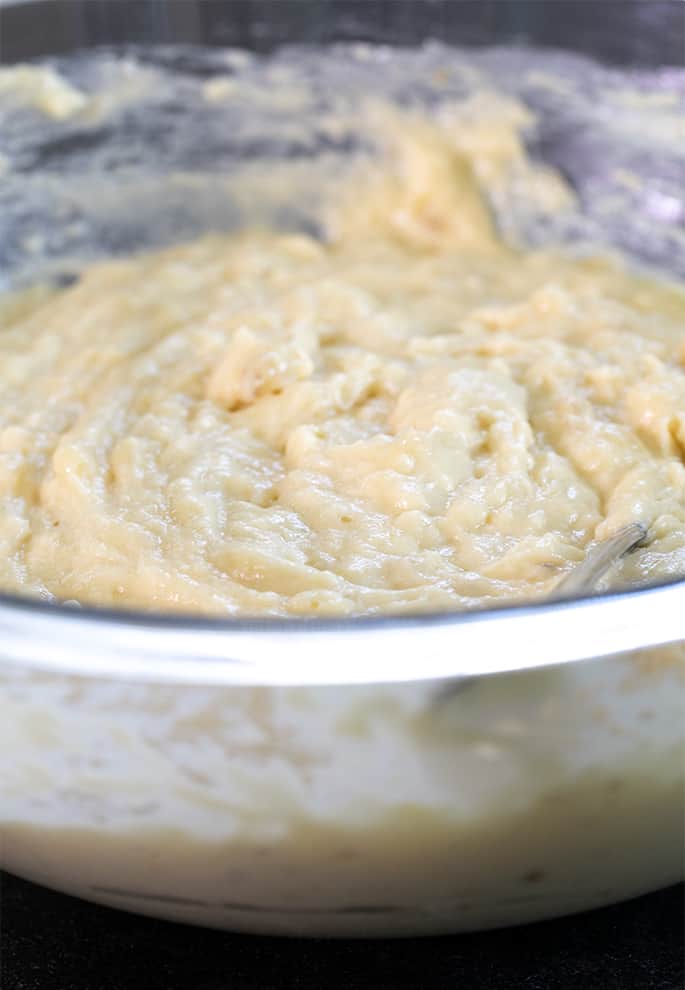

[1,114,684,615]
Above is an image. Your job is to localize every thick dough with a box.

[1,119,684,616]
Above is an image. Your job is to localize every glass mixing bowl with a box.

[0,0,683,935]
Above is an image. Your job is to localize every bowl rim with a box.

[0,575,683,685]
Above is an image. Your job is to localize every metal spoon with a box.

[552,522,648,597]
[433,522,649,704]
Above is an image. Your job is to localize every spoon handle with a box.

[554,522,648,597]
[432,522,649,706]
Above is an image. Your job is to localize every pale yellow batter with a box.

[1,114,684,616]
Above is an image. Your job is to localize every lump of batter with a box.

[0,113,684,616]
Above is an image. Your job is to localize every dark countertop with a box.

[1,873,682,990]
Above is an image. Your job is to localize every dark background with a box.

[1,873,683,990]
[2,0,684,65]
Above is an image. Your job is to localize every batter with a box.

[0,113,684,616]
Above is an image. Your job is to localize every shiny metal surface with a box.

[554,523,649,597]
